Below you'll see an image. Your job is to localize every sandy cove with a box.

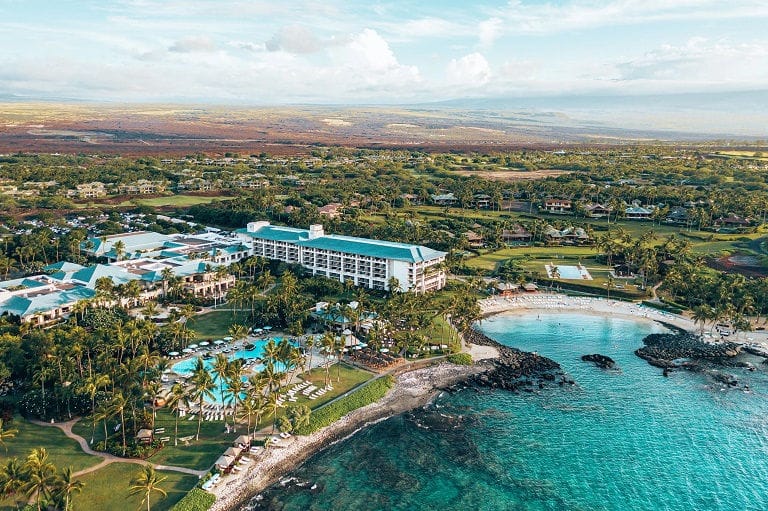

[208,362,489,511]
[480,292,768,349]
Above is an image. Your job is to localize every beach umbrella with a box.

[199,341,210,346]
[263,326,272,331]
[380,348,389,353]
[214,340,225,345]
[189,344,199,349]
[168,351,179,356]
[182,348,193,354]
[254,328,263,333]
[223,336,233,341]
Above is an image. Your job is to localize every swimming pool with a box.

[171,338,297,405]
[171,338,283,376]
[545,264,592,280]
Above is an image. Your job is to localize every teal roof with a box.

[44,261,85,272]
[0,286,95,318]
[236,225,307,243]
[83,231,172,255]
[0,277,49,290]
[240,224,446,263]
[70,264,140,288]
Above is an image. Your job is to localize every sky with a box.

[0,0,767,104]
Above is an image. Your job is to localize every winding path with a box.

[29,418,208,478]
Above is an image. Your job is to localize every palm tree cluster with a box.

[175,337,308,444]
[0,448,84,511]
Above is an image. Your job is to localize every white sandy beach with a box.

[479,293,768,347]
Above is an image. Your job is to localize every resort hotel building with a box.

[236,222,446,292]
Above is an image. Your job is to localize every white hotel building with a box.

[236,222,447,292]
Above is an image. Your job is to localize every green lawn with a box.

[71,410,230,471]
[0,416,101,473]
[289,363,374,409]
[188,309,251,339]
[117,194,236,207]
[466,246,597,272]
[72,463,198,511]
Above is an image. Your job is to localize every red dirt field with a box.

[0,103,660,156]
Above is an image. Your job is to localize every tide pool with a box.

[250,313,768,511]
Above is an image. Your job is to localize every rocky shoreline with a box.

[634,331,751,385]
[461,329,573,390]
[212,328,570,511]
[635,332,741,368]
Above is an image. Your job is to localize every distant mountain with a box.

[411,90,768,138]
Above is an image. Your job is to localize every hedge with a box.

[296,376,394,435]
[170,489,215,511]
[447,353,473,365]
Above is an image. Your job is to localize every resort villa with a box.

[0,230,248,325]
[237,222,447,292]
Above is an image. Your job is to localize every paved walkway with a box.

[30,418,207,478]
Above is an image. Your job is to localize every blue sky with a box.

[0,0,766,103]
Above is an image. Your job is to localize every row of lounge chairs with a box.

[308,385,332,400]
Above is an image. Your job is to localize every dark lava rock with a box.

[635,332,741,373]
[581,354,616,369]
[463,328,567,391]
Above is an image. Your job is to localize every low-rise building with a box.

[542,199,572,214]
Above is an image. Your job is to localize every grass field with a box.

[188,309,252,339]
[116,194,236,208]
[72,463,198,511]
[0,417,101,473]
[466,246,597,271]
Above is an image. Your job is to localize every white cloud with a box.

[266,25,326,54]
[478,17,503,47]
[169,36,216,53]
[612,37,768,86]
[493,0,768,35]
[446,52,491,87]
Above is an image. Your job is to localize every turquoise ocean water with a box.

[248,313,768,510]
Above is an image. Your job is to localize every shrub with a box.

[170,488,215,511]
[295,376,394,435]
[447,353,473,365]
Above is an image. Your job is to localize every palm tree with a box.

[264,393,282,433]
[160,267,174,298]
[145,381,162,428]
[0,458,25,505]
[24,448,56,511]
[211,353,230,410]
[190,358,215,441]
[55,467,84,511]
[303,336,316,376]
[109,392,129,457]
[286,405,311,433]
[228,324,248,344]
[165,383,189,447]
[0,418,18,453]
[128,465,167,511]
[320,332,336,387]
